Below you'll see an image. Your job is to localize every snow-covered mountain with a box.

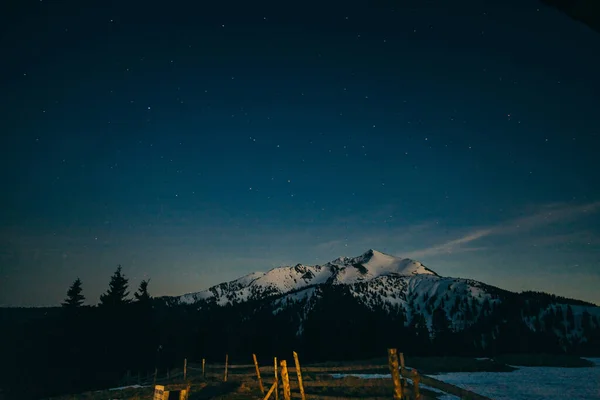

[179,249,437,305]
[171,249,600,353]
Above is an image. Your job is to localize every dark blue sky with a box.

[1,0,599,306]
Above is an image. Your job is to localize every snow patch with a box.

[434,362,600,400]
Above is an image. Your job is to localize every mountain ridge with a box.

[169,249,600,355]
[179,249,437,305]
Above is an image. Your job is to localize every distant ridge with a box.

[179,249,436,305]
[171,249,600,354]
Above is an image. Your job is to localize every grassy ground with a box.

[49,376,442,400]
[48,354,595,399]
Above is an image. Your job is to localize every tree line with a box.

[61,265,150,309]
[1,265,161,400]
[2,268,600,399]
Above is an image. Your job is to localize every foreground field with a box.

[432,357,600,400]
[50,354,597,400]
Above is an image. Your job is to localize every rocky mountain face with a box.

[167,250,600,358]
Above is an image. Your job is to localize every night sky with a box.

[1,0,599,307]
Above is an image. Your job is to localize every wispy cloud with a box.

[403,229,492,259]
[314,239,345,251]
[402,201,600,259]
[493,201,600,235]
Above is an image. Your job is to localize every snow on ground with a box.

[337,250,435,281]
[332,358,600,400]
[433,358,600,400]
[419,385,460,400]
[330,373,390,379]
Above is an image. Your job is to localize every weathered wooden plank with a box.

[253,353,265,394]
[387,349,403,399]
[293,351,306,400]
[263,382,277,400]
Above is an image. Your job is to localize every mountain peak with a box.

[361,248,389,260]
[179,248,438,305]
[333,249,391,265]
[337,249,438,279]
[362,248,378,257]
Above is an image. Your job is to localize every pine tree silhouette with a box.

[134,279,151,303]
[99,265,131,307]
[566,305,575,330]
[62,278,85,308]
[431,307,451,338]
[582,310,592,334]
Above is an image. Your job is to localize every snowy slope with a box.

[175,249,600,347]
[179,249,436,306]
[177,248,508,334]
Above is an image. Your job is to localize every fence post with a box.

[263,381,277,400]
[293,351,306,400]
[253,353,265,394]
[224,354,229,382]
[202,358,206,378]
[412,369,421,400]
[387,348,403,400]
[280,360,291,400]
[153,367,158,387]
[274,357,279,400]
[399,352,406,397]
[184,358,187,381]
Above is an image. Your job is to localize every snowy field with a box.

[432,357,600,400]
[333,358,600,400]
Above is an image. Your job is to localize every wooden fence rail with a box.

[166,350,492,400]
[399,366,493,400]
[387,348,493,400]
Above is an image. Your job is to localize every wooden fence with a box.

[387,348,492,400]
[140,349,492,400]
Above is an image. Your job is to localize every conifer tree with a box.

[134,279,152,303]
[482,298,491,316]
[581,310,592,334]
[62,278,85,308]
[99,265,131,307]
[543,309,555,331]
[410,312,429,338]
[533,316,541,332]
[566,305,575,330]
[432,308,451,339]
